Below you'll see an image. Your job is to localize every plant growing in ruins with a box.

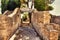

[34,0,54,11]
[22,12,28,21]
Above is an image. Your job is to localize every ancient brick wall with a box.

[32,23,58,40]
[0,15,13,40]
[31,10,51,24]
[31,10,59,40]
[0,8,21,40]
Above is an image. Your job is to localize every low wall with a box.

[0,8,21,40]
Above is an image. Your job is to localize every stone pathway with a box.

[9,27,41,40]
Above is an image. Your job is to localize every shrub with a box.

[1,0,9,13]
[34,0,53,11]
[47,6,53,10]
[1,0,21,13]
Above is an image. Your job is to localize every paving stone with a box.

[10,27,41,40]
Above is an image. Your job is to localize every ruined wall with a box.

[31,10,59,40]
[31,11,51,24]
[0,8,21,40]
[0,15,13,40]
[32,23,59,40]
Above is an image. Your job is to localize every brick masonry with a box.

[32,23,59,40]
[31,11,51,24]
[0,8,21,40]
[31,10,59,40]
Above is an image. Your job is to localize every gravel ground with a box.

[9,27,41,40]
